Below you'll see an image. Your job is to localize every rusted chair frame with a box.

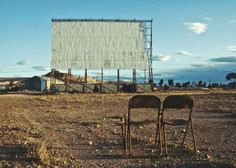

[125,95,161,155]
[115,114,128,150]
[159,95,197,155]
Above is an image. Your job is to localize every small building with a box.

[24,76,64,91]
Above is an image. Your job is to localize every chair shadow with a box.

[91,145,198,164]
[0,144,37,162]
[95,153,158,160]
[165,144,195,156]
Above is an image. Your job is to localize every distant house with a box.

[24,76,64,91]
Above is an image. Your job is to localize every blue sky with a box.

[0,0,236,83]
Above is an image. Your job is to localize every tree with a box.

[226,72,236,81]
[159,79,164,87]
[175,82,181,88]
[182,81,190,88]
[168,79,174,87]
[198,81,203,87]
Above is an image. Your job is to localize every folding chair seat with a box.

[125,95,161,155]
[158,95,197,155]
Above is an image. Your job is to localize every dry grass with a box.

[23,138,50,166]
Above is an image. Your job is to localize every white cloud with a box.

[176,50,193,56]
[32,65,50,71]
[210,56,236,63]
[203,17,212,21]
[17,59,31,65]
[184,22,208,35]
[153,55,171,61]
[191,64,207,68]
[228,20,236,24]
[226,45,236,52]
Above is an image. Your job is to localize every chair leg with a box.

[122,125,125,149]
[121,117,125,149]
[190,121,197,153]
[126,129,129,155]
[182,123,189,146]
[155,122,159,147]
[155,121,163,155]
[159,123,163,155]
[128,127,131,155]
[121,118,124,137]
[163,124,167,155]
[126,114,131,156]
[125,116,128,155]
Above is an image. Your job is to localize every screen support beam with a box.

[117,69,120,92]
[100,69,103,93]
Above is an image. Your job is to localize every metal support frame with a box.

[83,69,87,93]
[144,69,147,84]
[65,69,71,92]
[52,18,152,23]
[117,69,120,92]
[132,69,137,93]
[100,69,103,93]
[50,69,55,91]
[143,20,154,91]
[133,69,137,84]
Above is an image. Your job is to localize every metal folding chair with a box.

[159,95,197,155]
[125,95,161,155]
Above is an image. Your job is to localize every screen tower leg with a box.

[117,69,120,92]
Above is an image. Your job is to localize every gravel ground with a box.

[0,90,235,167]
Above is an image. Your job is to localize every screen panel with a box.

[51,20,149,69]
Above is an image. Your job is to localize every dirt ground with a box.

[0,90,235,167]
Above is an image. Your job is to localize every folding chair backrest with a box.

[126,95,161,155]
[162,95,193,110]
[129,95,161,109]
[160,95,196,154]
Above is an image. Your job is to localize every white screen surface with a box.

[51,20,149,69]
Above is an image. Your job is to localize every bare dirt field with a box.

[0,90,235,167]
